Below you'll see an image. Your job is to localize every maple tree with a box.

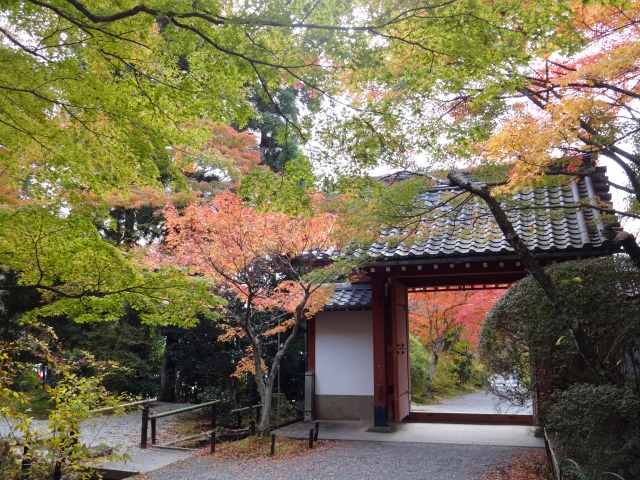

[477,3,640,198]
[409,290,501,382]
[147,191,346,435]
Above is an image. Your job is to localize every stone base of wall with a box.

[315,395,374,421]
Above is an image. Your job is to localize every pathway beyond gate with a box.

[412,390,533,415]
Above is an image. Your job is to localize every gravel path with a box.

[0,402,193,448]
[141,441,532,480]
[412,390,532,415]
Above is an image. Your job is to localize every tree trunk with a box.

[429,352,438,383]
[249,297,309,436]
[615,231,640,270]
[258,385,272,436]
[447,170,613,385]
[158,332,178,402]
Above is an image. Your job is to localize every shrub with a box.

[546,384,640,479]
[410,335,429,403]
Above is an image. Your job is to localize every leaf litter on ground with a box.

[476,449,551,480]
[201,435,342,460]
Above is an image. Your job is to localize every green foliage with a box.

[80,321,163,397]
[14,368,40,392]
[564,460,627,480]
[430,350,479,394]
[1,327,132,478]
[548,385,640,479]
[238,156,317,215]
[482,257,640,479]
[409,335,429,403]
[245,86,312,173]
[0,206,224,325]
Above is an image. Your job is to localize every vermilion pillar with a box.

[372,277,388,426]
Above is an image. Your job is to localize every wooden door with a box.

[391,279,410,421]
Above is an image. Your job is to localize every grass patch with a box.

[209,435,335,459]
[3,388,54,420]
[166,412,211,437]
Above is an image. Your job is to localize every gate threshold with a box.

[409,412,532,425]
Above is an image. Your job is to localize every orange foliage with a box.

[476,2,640,194]
[146,192,339,378]
[153,191,338,308]
[232,345,266,378]
[409,290,502,347]
[173,120,263,189]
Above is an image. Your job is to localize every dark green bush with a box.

[547,384,640,479]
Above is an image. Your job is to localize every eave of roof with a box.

[323,283,372,311]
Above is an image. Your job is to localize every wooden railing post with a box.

[21,446,30,478]
[141,405,149,448]
[151,417,157,445]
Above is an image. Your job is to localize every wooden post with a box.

[249,420,255,436]
[255,406,259,425]
[211,403,217,429]
[210,430,216,453]
[308,429,314,448]
[237,411,242,429]
[141,405,149,448]
[313,422,319,442]
[21,446,30,478]
[270,434,275,456]
[151,417,157,445]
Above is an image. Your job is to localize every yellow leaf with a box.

[43,384,52,393]
[573,277,582,283]
[556,336,564,345]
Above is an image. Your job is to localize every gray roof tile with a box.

[366,176,619,261]
[323,283,372,311]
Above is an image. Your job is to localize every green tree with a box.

[245,86,311,173]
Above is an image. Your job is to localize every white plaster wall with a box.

[315,310,374,396]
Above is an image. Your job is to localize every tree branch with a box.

[447,170,613,385]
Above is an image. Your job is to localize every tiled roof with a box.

[367,175,621,262]
[323,283,372,310]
